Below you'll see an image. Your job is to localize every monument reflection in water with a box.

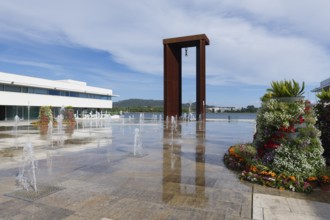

[162,121,207,204]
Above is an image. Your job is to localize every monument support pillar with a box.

[164,44,182,118]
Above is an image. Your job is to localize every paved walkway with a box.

[0,120,329,219]
[253,185,330,220]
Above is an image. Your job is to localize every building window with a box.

[70,92,79,97]
[28,87,34,93]
[0,83,113,100]
[4,85,21,92]
[22,87,28,93]
[49,90,60,96]
[79,93,88,98]
[34,88,48,94]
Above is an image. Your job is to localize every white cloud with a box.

[0,0,329,88]
[218,0,330,44]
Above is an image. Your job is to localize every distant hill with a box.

[113,99,257,113]
[113,99,199,108]
[113,99,163,108]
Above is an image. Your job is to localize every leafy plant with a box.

[38,106,53,125]
[261,92,273,102]
[233,144,257,163]
[272,143,325,179]
[317,168,330,184]
[298,126,320,139]
[316,89,330,101]
[267,79,305,97]
[63,107,76,124]
[226,80,326,193]
[315,89,330,162]
[223,144,257,171]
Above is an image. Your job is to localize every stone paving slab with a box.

[5,184,64,202]
[253,193,330,220]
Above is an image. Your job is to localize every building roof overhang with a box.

[0,71,114,96]
[311,78,330,92]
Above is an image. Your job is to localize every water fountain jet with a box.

[16,142,38,191]
[14,115,20,148]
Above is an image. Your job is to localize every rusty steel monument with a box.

[163,34,209,121]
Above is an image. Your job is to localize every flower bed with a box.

[224,80,327,193]
[223,143,330,193]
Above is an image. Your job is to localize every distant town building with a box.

[312,78,330,92]
[0,72,117,120]
[208,107,236,113]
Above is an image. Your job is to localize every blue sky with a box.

[0,0,329,107]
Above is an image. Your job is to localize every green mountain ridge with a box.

[113,99,200,108]
[113,99,163,108]
[112,99,258,113]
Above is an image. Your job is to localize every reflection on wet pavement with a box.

[0,119,255,219]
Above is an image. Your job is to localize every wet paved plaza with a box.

[1,118,330,219]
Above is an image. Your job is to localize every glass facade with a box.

[0,83,113,121]
[0,83,112,100]
[0,106,112,121]
[0,106,39,121]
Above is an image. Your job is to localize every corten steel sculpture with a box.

[163,34,209,121]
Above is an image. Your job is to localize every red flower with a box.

[304,100,312,114]
[298,115,305,124]
[305,106,311,113]
[264,140,280,149]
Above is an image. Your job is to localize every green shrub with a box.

[315,89,330,161]
[267,79,305,97]
[316,89,330,101]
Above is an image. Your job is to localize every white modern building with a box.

[0,72,117,120]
